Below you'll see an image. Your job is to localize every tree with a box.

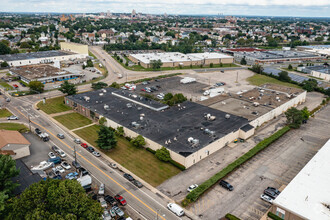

[285,107,304,129]
[91,82,108,90]
[150,59,162,70]
[240,57,247,65]
[288,64,293,70]
[59,81,77,95]
[115,126,124,137]
[155,147,171,162]
[0,42,11,55]
[130,135,146,148]
[28,81,44,93]
[98,117,106,125]
[325,88,330,97]
[110,82,120,89]
[96,125,117,150]
[0,61,9,68]
[251,64,263,74]
[210,63,214,68]
[163,93,173,101]
[7,179,102,219]
[301,107,310,121]
[278,71,291,82]
[302,79,318,92]
[86,59,93,67]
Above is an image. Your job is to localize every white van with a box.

[167,203,184,217]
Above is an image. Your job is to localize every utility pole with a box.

[236,71,239,83]
[28,114,31,131]
[74,144,77,170]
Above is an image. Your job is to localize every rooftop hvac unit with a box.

[131,122,140,128]
[225,114,231,119]
[102,89,107,93]
[127,103,132,108]
[204,129,215,136]
[99,93,104,96]
[204,113,216,121]
[253,102,260,107]
[83,96,90,102]
[104,104,109,110]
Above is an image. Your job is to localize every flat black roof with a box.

[68,88,250,157]
[0,50,75,62]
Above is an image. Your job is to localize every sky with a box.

[1,0,330,17]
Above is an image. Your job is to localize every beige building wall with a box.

[2,144,30,159]
[311,70,330,81]
[60,42,89,55]
[270,205,307,220]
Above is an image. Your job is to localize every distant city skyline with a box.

[1,0,330,17]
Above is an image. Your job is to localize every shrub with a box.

[155,147,171,162]
[225,213,241,220]
[267,212,283,220]
[185,126,290,204]
[146,147,156,154]
[169,159,185,170]
[130,135,146,148]
[210,63,214,68]
[115,126,124,137]
[98,117,106,125]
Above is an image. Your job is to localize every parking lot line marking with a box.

[14,107,167,220]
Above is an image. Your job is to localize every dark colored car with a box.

[48,157,62,164]
[57,133,65,139]
[35,128,42,135]
[123,173,134,181]
[114,194,127,206]
[52,145,60,152]
[90,192,98,200]
[219,180,234,191]
[79,167,89,176]
[52,175,62,180]
[133,180,143,188]
[72,161,81,169]
[104,195,117,206]
[264,189,278,199]
[266,187,281,195]
[87,146,95,153]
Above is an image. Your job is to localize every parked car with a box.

[48,157,61,164]
[219,180,234,191]
[109,163,117,169]
[48,152,56,159]
[35,128,42,135]
[61,161,71,170]
[93,151,101,157]
[264,188,278,199]
[142,81,150,85]
[112,206,124,217]
[57,150,66,158]
[87,146,95,152]
[53,175,62,180]
[167,203,184,217]
[187,184,198,192]
[133,180,143,188]
[266,187,281,195]
[74,138,81,144]
[141,88,146,92]
[114,195,127,206]
[72,161,81,169]
[81,143,88,148]
[13,84,19,88]
[98,197,107,208]
[79,167,89,176]
[7,115,19,120]
[57,133,65,139]
[123,173,134,181]
[104,195,117,206]
[102,210,111,220]
[55,166,65,173]
[109,208,116,218]
[99,183,105,195]
[65,172,78,180]
[260,194,274,204]
[52,145,60,153]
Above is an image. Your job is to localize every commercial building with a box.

[65,87,254,168]
[60,42,89,56]
[128,52,233,68]
[9,64,84,84]
[299,64,330,82]
[270,139,330,220]
[233,50,322,65]
[296,45,330,57]
[0,50,87,67]
[0,130,31,159]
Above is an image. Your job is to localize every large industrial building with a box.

[296,45,330,57]
[299,64,330,82]
[128,52,233,68]
[270,139,330,220]
[0,42,88,67]
[233,50,322,65]
[65,81,306,168]
[9,64,84,84]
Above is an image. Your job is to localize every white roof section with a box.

[187,52,233,59]
[273,139,330,220]
[130,52,200,64]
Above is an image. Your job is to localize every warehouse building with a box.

[9,64,84,84]
[299,64,330,82]
[233,50,322,65]
[60,42,89,56]
[270,139,330,220]
[65,87,254,168]
[296,45,330,57]
[0,48,87,67]
[128,52,233,68]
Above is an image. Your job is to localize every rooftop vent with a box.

[225,114,231,119]
[104,104,109,110]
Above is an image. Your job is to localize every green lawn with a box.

[247,74,301,89]
[0,123,29,132]
[37,96,72,114]
[74,125,181,186]
[0,108,12,118]
[0,81,13,90]
[54,112,92,130]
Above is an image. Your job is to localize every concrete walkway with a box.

[71,123,96,131]
[49,110,74,117]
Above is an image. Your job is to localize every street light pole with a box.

[28,114,31,131]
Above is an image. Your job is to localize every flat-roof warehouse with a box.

[65,87,254,168]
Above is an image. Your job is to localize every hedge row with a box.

[225,213,241,220]
[184,126,291,204]
[267,212,283,220]
[146,147,186,171]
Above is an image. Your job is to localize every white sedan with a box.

[55,166,65,173]
[61,161,71,170]
[93,151,101,157]
[48,152,56,159]
[187,184,198,192]
[260,194,274,204]
[58,150,66,158]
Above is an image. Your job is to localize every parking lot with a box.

[162,104,330,220]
